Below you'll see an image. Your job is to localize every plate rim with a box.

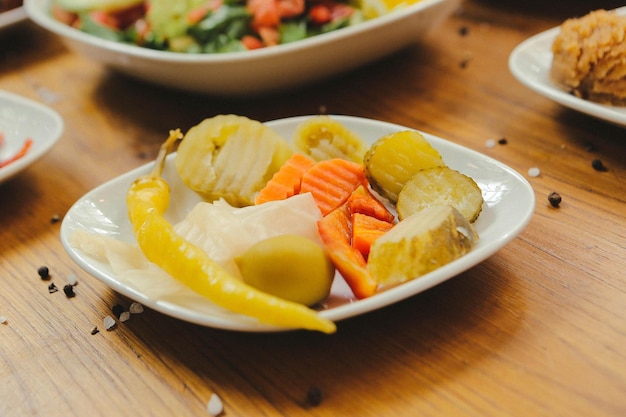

[60,115,535,332]
[0,6,27,29]
[0,90,64,183]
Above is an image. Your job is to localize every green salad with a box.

[51,0,403,53]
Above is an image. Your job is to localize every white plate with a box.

[60,115,535,332]
[509,7,626,127]
[25,0,459,96]
[0,90,64,184]
[0,6,27,30]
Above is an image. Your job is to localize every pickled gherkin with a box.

[367,205,478,287]
[293,116,368,163]
[175,115,293,207]
[363,130,445,203]
[396,166,484,223]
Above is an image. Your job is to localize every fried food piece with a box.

[550,9,626,105]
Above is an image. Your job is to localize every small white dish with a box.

[509,7,626,127]
[0,6,27,30]
[60,115,535,332]
[0,90,64,184]
[25,0,459,96]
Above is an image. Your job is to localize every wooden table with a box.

[2,1,625,416]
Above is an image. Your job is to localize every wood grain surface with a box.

[1,1,625,416]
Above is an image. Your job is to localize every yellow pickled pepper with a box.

[126,129,336,334]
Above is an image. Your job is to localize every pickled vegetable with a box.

[351,213,394,257]
[363,130,445,203]
[128,129,335,333]
[367,205,478,287]
[175,115,293,207]
[346,185,395,223]
[317,204,378,299]
[174,192,323,277]
[396,166,484,222]
[254,153,315,205]
[300,158,366,216]
[294,116,369,163]
[235,235,335,306]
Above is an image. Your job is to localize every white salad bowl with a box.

[25,0,459,96]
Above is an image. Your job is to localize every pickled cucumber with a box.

[294,116,368,163]
[396,166,484,223]
[367,205,478,287]
[363,130,445,203]
[175,115,293,207]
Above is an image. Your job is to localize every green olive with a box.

[235,235,335,306]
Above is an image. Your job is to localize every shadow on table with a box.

[0,22,65,77]
[87,41,449,149]
[104,256,525,410]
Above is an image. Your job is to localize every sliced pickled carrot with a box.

[318,204,378,299]
[255,153,315,204]
[351,212,394,258]
[347,185,395,223]
[300,158,366,216]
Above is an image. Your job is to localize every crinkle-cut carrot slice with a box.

[300,158,366,216]
[255,153,315,205]
[347,185,395,223]
[351,212,395,258]
[317,204,378,299]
